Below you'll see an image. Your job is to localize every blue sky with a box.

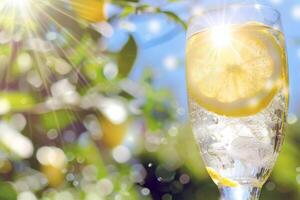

[110,0,300,117]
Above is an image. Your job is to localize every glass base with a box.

[219,185,261,200]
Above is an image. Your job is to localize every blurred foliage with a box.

[0,0,298,200]
[117,35,137,77]
[0,182,17,200]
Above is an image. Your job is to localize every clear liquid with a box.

[189,91,287,187]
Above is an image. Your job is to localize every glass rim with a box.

[189,3,281,24]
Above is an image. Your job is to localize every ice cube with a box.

[229,136,273,167]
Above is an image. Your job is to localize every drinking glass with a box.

[186,3,289,200]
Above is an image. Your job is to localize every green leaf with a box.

[118,0,139,2]
[117,35,138,77]
[142,88,175,131]
[160,11,187,30]
[143,98,170,130]
[112,0,139,4]
[40,110,77,130]
[110,0,139,10]
[0,182,17,200]
[120,6,136,18]
[0,92,36,112]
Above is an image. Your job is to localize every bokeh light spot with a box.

[0,98,10,115]
[292,5,300,20]
[112,145,131,163]
[18,191,37,200]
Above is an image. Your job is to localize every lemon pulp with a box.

[186,23,287,117]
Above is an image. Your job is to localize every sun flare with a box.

[211,25,232,48]
[10,0,30,7]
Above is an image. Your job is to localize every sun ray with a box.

[32,1,105,110]
[36,0,100,61]
[29,1,107,141]
[31,2,103,110]
[1,2,16,91]
[0,0,113,146]
[22,3,85,144]
[15,1,74,144]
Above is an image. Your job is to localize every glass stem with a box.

[219,185,261,200]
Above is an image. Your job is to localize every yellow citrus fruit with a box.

[71,0,106,22]
[206,167,238,187]
[187,23,287,117]
[99,116,129,149]
[41,165,64,187]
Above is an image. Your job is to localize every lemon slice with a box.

[206,167,238,187]
[187,23,286,117]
